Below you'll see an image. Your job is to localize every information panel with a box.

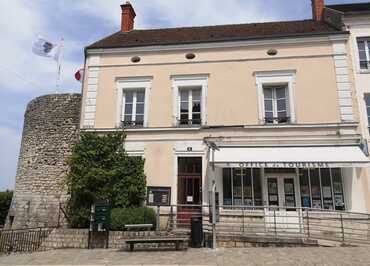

[147,186,171,206]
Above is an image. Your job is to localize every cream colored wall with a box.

[86,42,341,129]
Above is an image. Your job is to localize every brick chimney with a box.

[121,1,136,32]
[312,0,324,21]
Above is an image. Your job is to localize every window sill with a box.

[358,70,370,74]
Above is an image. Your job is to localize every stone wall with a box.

[41,228,159,250]
[5,93,82,229]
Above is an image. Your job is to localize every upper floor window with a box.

[357,38,370,70]
[172,75,208,127]
[263,85,290,124]
[364,94,370,128]
[179,87,202,126]
[255,71,296,125]
[122,90,145,127]
[116,77,152,128]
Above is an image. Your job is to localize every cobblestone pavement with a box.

[1,247,370,266]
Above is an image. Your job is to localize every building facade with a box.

[81,0,370,216]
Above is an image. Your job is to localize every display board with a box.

[147,186,171,206]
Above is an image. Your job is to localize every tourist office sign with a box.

[229,162,332,168]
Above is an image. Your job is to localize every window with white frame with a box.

[357,38,370,70]
[263,85,290,124]
[255,71,296,124]
[172,75,208,127]
[179,87,202,126]
[122,90,145,127]
[116,77,151,128]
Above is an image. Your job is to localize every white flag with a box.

[32,36,60,61]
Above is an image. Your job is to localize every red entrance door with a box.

[177,157,202,227]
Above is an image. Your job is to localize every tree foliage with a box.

[0,190,13,226]
[66,132,146,228]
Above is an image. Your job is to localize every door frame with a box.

[263,171,301,209]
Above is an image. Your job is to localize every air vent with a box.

[185,53,196,60]
[267,49,278,56]
[131,56,141,63]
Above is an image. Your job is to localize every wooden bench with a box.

[125,237,188,251]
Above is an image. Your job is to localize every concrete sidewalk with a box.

[1,247,370,266]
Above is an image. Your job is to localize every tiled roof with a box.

[86,20,343,49]
[327,3,370,13]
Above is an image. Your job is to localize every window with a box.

[116,77,151,128]
[122,90,145,127]
[222,168,262,206]
[298,168,345,210]
[364,94,370,128]
[255,71,296,124]
[172,75,208,127]
[357,38,370,70]
[263,85,289,124]
[179,88,201,126]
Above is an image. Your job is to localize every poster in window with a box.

[335,194,344,207]
[312,199,322,209]
[311,186,321,197]
[323,186,332,198]
[147,186,171,206]
[301,185,310,196]
[333,182,342,193]
[302,196,310,207]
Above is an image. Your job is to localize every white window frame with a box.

[356,37,370,71]
[255,70,296,124]
[263,85,290,124]
[171,75,208,126]
[116,77,152,128]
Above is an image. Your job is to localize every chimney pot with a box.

[121,1,136,32]
[312,0,324,21]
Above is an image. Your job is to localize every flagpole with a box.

[56,37,64,94]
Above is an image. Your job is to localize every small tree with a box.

[66,132,146,228]
[0,190,13,226]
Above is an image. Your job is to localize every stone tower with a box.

[6,93,81,229]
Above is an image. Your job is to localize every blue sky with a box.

[0,0,369,190]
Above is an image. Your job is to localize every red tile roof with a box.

[86,19,344,50]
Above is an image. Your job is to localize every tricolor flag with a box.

[32,36,61,61]
[74,68,84,82]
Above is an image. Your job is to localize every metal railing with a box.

[0,227,52,254]
[154,204,370,246]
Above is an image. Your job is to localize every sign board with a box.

[147,186,171,206]
[93,202,111,231]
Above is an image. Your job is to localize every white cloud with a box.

[0,126,21,190]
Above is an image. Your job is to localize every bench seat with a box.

[125,237,188,251]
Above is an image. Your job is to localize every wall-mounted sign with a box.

[147,186,171,206]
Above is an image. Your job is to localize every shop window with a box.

[364,94,370,129]
[321,168,334,210]
[298,168,345,210]
[332,168,345,210]
[299,169,311,208]
[222,168,262,206]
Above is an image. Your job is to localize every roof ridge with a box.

[129,19,318,33]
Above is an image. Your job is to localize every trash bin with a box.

[190,216,203,248]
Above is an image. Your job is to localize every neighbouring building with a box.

[80,0,370,216]
[326,3,370,189]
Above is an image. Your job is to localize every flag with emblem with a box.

[32,36,61,61]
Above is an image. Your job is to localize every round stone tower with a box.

[6,93,82,229]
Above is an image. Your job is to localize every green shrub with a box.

[66,132,147,228]
[110,207,156,231]
[0,190,13,226]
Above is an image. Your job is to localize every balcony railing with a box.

[177,118,202,127]
[265,116,290,124]
[120,120,144,128]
